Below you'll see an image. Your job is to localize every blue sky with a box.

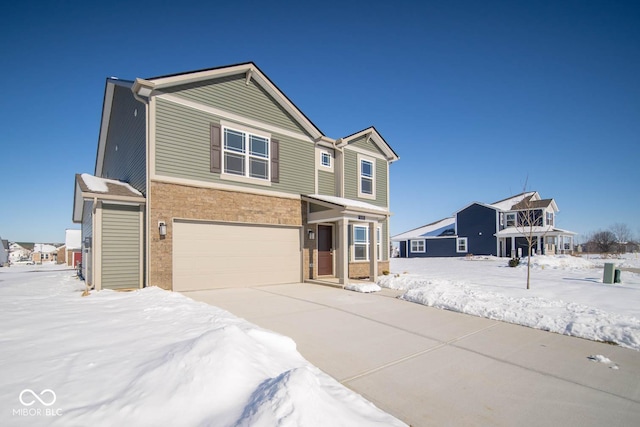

[1,0,638,244]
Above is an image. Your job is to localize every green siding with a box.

[155,98,315,195]
[343,149,388,208]
[349,134,386,157]
[318,170,335,196]
[164,75,311,137]
[102,84,147,195]
[101,205,140,290]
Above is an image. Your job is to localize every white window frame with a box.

[357,153,376,200]
[321,151,331,168]
[456,237,468,253]
[353,225,369,261]
[221,124,271,182]
[546,211,554,226]
[410,239,425,253]
[506,213,516,227]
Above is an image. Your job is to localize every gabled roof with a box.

[490,192,538,211]
[338,126,399,162]
[132,62,324,141]
[391,217,456,241]
[511,197,558,211]
[73,174,145,223]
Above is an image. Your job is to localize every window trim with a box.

[353,225,369,261]
[321,152,331,168]
[456,237,468,253]
[410,239,426,253]
[357,153,376,200]
[221,124,271,182]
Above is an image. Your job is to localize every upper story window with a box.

[223,127,270,180]
[546,212,554,226]
[321,152,331,168]
[506,213,516,227]
[358,154,376,199]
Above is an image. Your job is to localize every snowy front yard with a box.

[379,254,640,350]
[0,265,405,427]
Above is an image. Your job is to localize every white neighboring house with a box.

[32,244,59,264]
[0,237,8,266]
[9,243,31,263]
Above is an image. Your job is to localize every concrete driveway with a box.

[184,283,640,426]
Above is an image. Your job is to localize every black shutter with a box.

[271,138,279,183]
[210,124,221,173]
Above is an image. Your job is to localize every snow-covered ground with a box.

[379,254,640,351]
[0,265,405,427]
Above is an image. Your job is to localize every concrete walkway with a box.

[184,283,640,427]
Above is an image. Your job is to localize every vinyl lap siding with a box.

[101,205,140,290]
[155,98,315,195]
[349,134,386,157]
[102,85,147,195]
[318,170,335,196]
[343,149,388,208]
[163,75,309,136]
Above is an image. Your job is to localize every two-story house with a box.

[393,192,576,258]
[73,62,398,292]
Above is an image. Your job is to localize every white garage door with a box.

[173,221,302,291]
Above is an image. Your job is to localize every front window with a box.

[457,237,468,253]
[506,213,516,227]
[223,127,269,180]
[321,152,331,168]
[357,154,376,199]
[360,160,373,194]
[353,225,368,261]
[411,240,425,253]
[546,212,554,226]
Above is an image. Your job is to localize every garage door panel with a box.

[173,221,301,291]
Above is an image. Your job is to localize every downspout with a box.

[131,79,152,288]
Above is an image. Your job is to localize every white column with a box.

[511,237,515,257]
[337,218,349,285]
[369,222,378,282]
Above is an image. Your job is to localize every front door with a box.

[318,225,333,276]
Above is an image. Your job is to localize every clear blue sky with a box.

[1,0,638,244]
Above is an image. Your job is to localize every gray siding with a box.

[101,204,140,290]
[155,98,315,195]
[82,200,93,285]
[343,149,388,208]
[102,85,147,195]
[318,170,335,196]
[164,75,311,137]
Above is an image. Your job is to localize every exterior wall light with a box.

[159,221,167,237]
[308,229,315,240]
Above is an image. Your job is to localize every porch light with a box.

[159,221,167,237]
[308,229,315,240]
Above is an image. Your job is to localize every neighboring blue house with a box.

[393,192,576,258]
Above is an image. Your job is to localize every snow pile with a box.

[81,173,143,196]
[345,282,381,293]
[0,265,405,427]
[520,254,596,270]
[587,354,619,370]
[379,256,640,351]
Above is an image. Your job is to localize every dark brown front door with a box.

[318,225,333,276]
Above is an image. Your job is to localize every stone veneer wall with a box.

[349,261,390,280]
[149,181,306,290]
